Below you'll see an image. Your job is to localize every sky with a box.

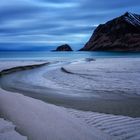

[0,0,140,50]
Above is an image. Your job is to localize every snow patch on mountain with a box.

[124,12,140,27]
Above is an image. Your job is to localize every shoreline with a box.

[0,62,48,77]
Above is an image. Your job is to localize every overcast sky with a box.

[0,0,140,50]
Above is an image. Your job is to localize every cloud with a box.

[0,0,140,50]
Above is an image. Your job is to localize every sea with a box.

[0,51,140,61]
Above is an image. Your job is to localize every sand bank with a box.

[0,59,140,140]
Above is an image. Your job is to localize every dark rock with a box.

[85,58,96,62]
[55,44,73,51]
[80,12,140,51]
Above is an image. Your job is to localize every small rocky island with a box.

[80,12,140,51]
[55,44,73,51]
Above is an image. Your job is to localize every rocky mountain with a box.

[55,44,73,51]
[80,12,140,51]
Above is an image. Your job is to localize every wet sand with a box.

[0,58,140,117]
[0,59,140,140]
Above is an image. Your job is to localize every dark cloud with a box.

[0,0,140,50]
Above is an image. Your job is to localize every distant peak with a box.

[124,12,132,16]
[122,12,140,27]
[124,12,129,16]
[123,12,137,18]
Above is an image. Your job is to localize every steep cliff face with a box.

[55,44,73,51]
[80,12,140,51]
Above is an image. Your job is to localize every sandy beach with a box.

[1,0,140,139]
[0,58,140,140]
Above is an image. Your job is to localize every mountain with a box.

[80,12,140,51]
[54,44,73,51]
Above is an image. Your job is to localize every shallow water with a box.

[0,51,140,60]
